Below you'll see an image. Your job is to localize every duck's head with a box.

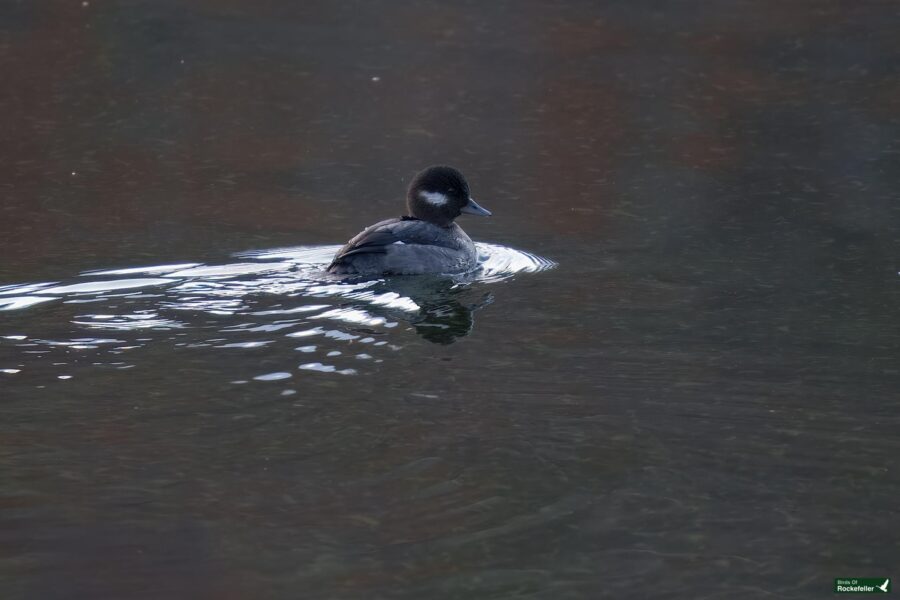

[406,165,491,227]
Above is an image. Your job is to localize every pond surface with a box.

[2,1,899,599]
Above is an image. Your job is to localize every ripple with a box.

[0,282,59,296]
[474,243,558,283]
[0,296,57,311]
[313,307,391,327]
[0,243,553,315]
[166,263,293,278]
[253,371,293,381]
[217,341,274,349]
[72,313,184,330]
[33,337,126,348]
[250,305,330,316]
[286,327,326,338]
[81,263,202,277]
[0,242,554,379]
[40,278,178,295]
[299,362,357,376]
[236,243,556,282]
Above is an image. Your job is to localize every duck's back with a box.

[327,218,477,275]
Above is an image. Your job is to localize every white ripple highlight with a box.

[313,308,389,327]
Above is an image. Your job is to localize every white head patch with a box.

[418,190,450,206]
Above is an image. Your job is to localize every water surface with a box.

[2,1,899,599]
[0,243,554,373]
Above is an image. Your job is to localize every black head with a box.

[406,165,491,227]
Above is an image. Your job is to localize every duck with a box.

[327,166,491,275]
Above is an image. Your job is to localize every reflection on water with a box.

[0,243,554,382]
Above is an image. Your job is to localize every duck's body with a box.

[328,217,477,275]
[327,166,490,276]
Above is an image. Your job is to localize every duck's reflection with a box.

[361,276,493,345]
[411,292,494,345]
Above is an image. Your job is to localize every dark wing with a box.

[336,220,403,257]
[329,218,404,266]
[328,218,452,269]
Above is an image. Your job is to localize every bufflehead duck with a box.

[327,166,491,275]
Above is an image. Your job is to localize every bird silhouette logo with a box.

[877,579,890,593]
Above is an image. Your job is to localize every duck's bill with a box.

[460,197,492,216]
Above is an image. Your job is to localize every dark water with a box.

[2,1,899,598]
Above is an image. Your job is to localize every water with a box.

[0,244,554,373]
[2,1,900,598]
